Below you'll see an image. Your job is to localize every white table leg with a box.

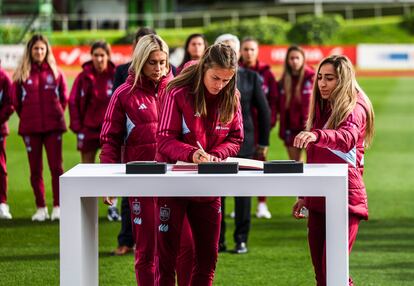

[60,178,98,286]
[325,178,349,286]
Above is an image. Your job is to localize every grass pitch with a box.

[0,77,413,285]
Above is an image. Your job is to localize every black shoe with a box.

[234,242,248,254]
[218,242,227,252]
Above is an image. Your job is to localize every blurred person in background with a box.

[100,34,173,285]
[11,34,67,221]
[68,40,118,221]
[239,36,279,219]
[278,45,315,162]
[292,55,375,286]
[110,26,157,256]
[0,62,14,219]
[177,33,208,74]
[215,34,270,254]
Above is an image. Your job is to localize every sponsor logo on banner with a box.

[132,201,141,215]
[160,207,170,222]
[158,224,169,232]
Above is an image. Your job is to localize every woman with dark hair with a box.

[292,55,375,286]
[100,34,173,285]
[177,33,208,74]
[278,45,315,162]
[12,34,67,221]
[156,43,244,285]
[69,41,119,220]
[69,40,115,164]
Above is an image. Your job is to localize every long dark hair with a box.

[168,43,238,123]
[179,33,208,67]
[282,45,306,109]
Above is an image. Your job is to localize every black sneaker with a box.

[107,207,121,221]
[218,242,227,253]
[233,242,248,254]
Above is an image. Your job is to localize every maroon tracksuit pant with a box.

[157,197,221,286]
[308,210,361,286]
[0,137,8,204]
[22,132,63,207]
[129,197,157,285]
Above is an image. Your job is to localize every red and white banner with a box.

[258,45,357,66]
[0,44,356,70]
[53,45,133,67]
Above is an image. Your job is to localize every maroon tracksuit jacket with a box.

[100,70,173,285]
[278,66,315,146]
[304,91,370,286]
[69,60,115,151]
[156,85,244,286]
[11,62,67,207]
[0,68,14,204]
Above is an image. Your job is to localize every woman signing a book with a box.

[156,43,244,286]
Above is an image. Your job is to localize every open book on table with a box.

[172,157,264,171]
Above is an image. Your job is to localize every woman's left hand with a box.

[293,131,317,149]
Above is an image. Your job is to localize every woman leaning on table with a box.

[292,55,375,286]
[11,34,68,222]
[99,34,173,285]
[156,43,244,286]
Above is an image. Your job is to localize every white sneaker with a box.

[256,202,272,219]
[32,207,49,221]
[0,203,12,219]
[51,207,60,221]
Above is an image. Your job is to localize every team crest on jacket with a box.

[160,207,170,221]
[46,74,54,84]
[132,201,141,215]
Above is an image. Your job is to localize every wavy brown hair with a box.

[13,34,59,83]
[167,43,238,123]
[307,55,375,147]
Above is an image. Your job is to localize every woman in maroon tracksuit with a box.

[278,45,315,161]
[69,41,115,163]
[100,34,173,285]
[156,43,244,286]
[12,34,67,222]
[0,66,14,219]
[292,55,375,286]
[239,36,279,219]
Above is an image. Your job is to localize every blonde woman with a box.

[292,55,375,286]
[12,34,67,221]
[100,34,173,285]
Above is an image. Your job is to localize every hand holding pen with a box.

[192,141,221,163]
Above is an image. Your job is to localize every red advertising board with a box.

[258,45,357,66]
[51,45,356,68]
[53,45,133,67]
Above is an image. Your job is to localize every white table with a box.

[60,163,349,286]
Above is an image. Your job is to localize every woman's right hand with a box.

[103,197,115,206]
[192,149,218,163]
[292,198,306,219]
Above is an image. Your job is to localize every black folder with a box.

[198,162,239,174]
[126,161,167,174]
[263,160,303,173]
